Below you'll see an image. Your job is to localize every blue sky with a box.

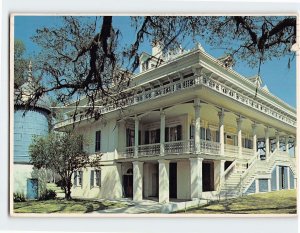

[14,16,296,107]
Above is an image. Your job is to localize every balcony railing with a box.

[242,147,254,159]
[200,139,220,154]
[120,139,224,158]
[224,144,239,156]
[165,140,194,154]
[138,143,160,157]
[55,72,296,129]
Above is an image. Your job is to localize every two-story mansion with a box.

[54,43,297,203]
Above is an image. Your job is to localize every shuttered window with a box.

[95,130,101,152]
[90,170,101,187]
[74,171,83,187]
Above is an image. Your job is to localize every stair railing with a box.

[218,160,237,192]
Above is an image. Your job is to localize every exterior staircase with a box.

[219,149,296,198]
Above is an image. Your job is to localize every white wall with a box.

[13,164,47,198]
[72,163,123,199]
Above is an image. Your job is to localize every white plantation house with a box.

[54,43,297,203]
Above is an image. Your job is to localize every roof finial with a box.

[195,42,205,52]
[28,60,33,82]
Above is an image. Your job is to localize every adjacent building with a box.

[54,43,297,203]
[14,62,51,199]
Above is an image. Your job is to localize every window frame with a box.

[95,130,101,152]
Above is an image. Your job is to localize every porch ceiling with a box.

[138,102,284,138]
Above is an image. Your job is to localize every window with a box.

[74,170,83,187]
[168,125,182,141]
[95,130,101,152]
[90,169,101,188]
[126,129,135,147]
[150,129,160,144]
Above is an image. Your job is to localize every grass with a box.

[14,198,128,214]
[178,190,297,214]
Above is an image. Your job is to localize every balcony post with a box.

[276,131,280,151]
[285,136,289,156]
[252,123,257,157]
[218,109,225,156]
[134,116,139,158]
[160,110,165,156]
[265,127,270,160]
[236,116,243,157]
[194,98,201,154]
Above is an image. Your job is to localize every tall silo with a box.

[13,61,51,199]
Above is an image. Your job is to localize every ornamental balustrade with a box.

[55,73,296,129]
[164,140,194,154]
[138,143,160,157]
[120,139,224,158]
[200,75,296,127]
[224,144,239,157]
[242,147,254,159]
[200,139,221,154]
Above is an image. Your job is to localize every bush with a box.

[39,189,57,200]
[14,192,26,202]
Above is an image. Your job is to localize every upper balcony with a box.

[118,139,255,161]
[54,72,296,130]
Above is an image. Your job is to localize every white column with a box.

[276,166,280,190]
[255,179,259,193]
[190,158,203,199]
[160,110,165,156]
[133,161,144,202]
[194,98,201,154]
[117,120,126,153]
[252,123,257,157]
[134,117,139,158]
[219,160,226,188]
[265,127,270,160]
[158,160,170,203]
[214,160,225,190]
[116,163,123,198]
[236,117,243,157]
[285,136,289,156]
[276,131,280,151]
[218,109,225,156]
[268,179,271,192]
[287,167,291,189]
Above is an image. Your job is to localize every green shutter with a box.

[165,127,169,142]
[90,170,94,188]
[177,125,182,141]
[74,172,77,186]
[145,131,149,144]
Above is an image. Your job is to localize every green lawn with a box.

[14,199,128,214]
[179,190,297,214]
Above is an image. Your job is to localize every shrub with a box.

[39,189,57,200]
[14,192,26,202]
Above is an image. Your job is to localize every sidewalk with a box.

[94,198,163,214]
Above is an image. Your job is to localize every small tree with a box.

[29,132,101,199]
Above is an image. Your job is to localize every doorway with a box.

[27,178,38,199]
[169,163,177,198]
[203,162,214,191]
[123,171,133,198]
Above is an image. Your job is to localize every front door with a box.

[123,175,133,198]
[203,162,214,191]
[27,178,38,199]
[169,163,177,199]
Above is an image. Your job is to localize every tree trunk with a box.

[64,178,72,200]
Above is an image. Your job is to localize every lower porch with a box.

[119,158,231,203]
